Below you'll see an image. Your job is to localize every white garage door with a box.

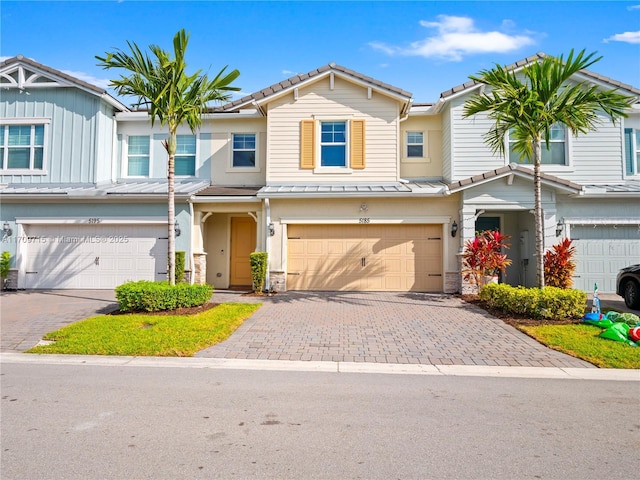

[571,225,640,293]
[287,224,443,292]
[23,224,168,289]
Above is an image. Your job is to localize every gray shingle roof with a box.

[213,63,412,112]
[0,55,129,111]
[439,52,640,100]
[448,163,583,193]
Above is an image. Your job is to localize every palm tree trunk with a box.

[533,139,545,288]
[167,134,176,286]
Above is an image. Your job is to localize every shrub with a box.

[175,251,185,283]
[544,238,576,288]
[250,252,268,294]
[1,251,10,279]
[462,230,512,291]
[115,280,213,312]
[479,283,586,319]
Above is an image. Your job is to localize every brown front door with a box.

[230,217,256,287]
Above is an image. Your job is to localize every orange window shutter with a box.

[350,119,365,169]
[300,120,315,169]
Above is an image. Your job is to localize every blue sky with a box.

[2,1,639,104]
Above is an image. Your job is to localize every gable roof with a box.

[448,163,583,194]
[0,55,129,112]
[439,52,640,102]
[213,63,413,114]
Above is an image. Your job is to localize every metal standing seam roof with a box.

[0,181,210,197]
[212,63,413,113]
[581,181,640,195]
[256,181,448,198]
[439,52,640,100]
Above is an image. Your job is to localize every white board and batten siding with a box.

[266,76,401,184]
[0,88,115,185]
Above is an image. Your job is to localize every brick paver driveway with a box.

[197,291,594,368]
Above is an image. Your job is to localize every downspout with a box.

[188,197,195,284]
[265,197,271,291]
[111,114,118,183]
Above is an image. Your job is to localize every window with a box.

[407,132,424,158]
[320,121,347,167]
[509,124,566,165]
[175,135,196,176]
[232,133,256,167]
[624,128,640,175]
[127,135,150,176]
[0,124,45,170]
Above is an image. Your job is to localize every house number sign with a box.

[358,218,370,224]
[88,218,102,224]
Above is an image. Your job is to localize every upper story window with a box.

[232,133,256,167]
[624,128,640,176]
[406,132,424,158]
[320,121,347,167]
[0,123,46,171]
[127,135,150,177]
[509,124,566,165]
[175,135,196,176]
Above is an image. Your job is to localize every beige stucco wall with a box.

[267,195,462,292]
[400,115,443,179]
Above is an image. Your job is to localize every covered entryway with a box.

[571,224,640,293]
[230,216,257,287]
[21,223,167,289]
[287,224,442,292]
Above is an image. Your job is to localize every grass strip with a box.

[27,303,260,357]
[520,323,640,369]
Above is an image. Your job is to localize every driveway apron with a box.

[197,291,594,368]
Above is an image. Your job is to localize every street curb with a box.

[1,353,638,381]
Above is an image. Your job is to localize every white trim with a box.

[280,216,451,225]
[174,133,198,178]
[228,132,260,172]
[0,120,50,172]
[123,134,152,178]
[564,218,640,225]
[16,217,167,225]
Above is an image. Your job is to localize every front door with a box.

[230,217,256,287]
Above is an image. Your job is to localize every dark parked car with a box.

[616,264,640,310]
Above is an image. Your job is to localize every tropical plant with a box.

[1,251,10,289]
[250,252,268,294]
[461,230,512,292]
[544,238,576,289]
[96,29,240,285]
[463,50,632,288]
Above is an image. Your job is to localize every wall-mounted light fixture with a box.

[451,221,458,238]
[556,220,564,237]
[2,221,13,237]
[360,203,368,212]
[174,219,181,237]
[268,223,275,237]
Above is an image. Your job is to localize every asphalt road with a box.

[1,361,638,480]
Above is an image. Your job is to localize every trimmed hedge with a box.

[175,251,186,284]
[478,283,586,320]
[250,252,268,294]
[115,280,213,312]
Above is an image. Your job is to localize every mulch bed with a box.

[459,294,584,327]
[110,302,220,316]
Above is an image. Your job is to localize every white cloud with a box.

[369,15,535,62]
[62,70,112,89]
[604,31,640,44]
[628,5,640,10]
[281,69,294,75]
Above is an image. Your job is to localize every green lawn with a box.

[27,303,260,357]
[520,323,640,369]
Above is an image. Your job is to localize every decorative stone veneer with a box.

[4,269,18,290]
[269,271,286,292]
[444,272,461,294]
[193,253,207,285]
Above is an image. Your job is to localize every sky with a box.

[1,1,639,104]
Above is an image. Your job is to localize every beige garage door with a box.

[287,224,442,292]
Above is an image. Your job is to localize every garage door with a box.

[571,225,640,293]
[23,224,168,289]
[287,224,442,292]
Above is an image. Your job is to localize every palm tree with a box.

[97,29,240,285]
[463,49,632,288]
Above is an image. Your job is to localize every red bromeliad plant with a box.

[462,230,512,292]
[543,238,576,289]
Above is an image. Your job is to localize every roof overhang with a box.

[257,182,448,199]
[448,164,583,195]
